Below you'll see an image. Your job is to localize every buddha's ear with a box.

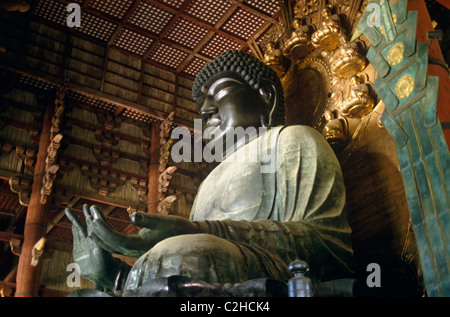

[258,79,278,127]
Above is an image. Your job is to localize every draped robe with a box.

[124,125,353,291]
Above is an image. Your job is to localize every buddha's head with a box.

[192,50,285,152]
[192,50,285,128]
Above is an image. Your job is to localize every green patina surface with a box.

[355,0,450,296]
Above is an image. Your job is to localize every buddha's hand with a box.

[78,204,199,258]
[65,205,123,290]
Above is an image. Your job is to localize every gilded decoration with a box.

[281,56,332,127]
[281,17,313,60]
[258,0,375,150]
[387,42,404,66]
[395,74,414,99]
[311,7,344,51]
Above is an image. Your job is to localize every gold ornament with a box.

[395,74,414,99]
[387,43,404,66]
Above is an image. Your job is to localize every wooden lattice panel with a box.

[66,90,118,113]
[182,57,208,77]
[107,207,131,221]
[149,43,189,70]
[0,195,19,215]
[221,7,267,40]
[157,0,186,9]
[200,33,242,59]
[33,0,67,26]
[113,28,154,56]
[87,0,135,19]
[122,108,154,124]
[18,74,59,91]
[165,18,209,50]
[128,1,174,35]
[78,13,117,42]
[185,0,232,26]
[107,217,132,232]
[244,0,280,16]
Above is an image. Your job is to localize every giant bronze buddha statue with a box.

[65,50,353,296]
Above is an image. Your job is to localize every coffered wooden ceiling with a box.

[31,0,281,78]
[0,0,285,249]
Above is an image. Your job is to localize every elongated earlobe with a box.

[259,79,278,127]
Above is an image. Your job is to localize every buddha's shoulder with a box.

[278,125,325,144]
[276,125,336,158]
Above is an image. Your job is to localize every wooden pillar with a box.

[147,123,161,214]
[15,102,54,297]
[407,0,450,145]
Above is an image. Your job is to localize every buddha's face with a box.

[196,71,273,154]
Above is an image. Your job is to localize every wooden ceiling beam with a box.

[0,63,196,129]
[46,196,81,235]
[0,231,23,243]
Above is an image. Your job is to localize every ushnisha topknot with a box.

[192,50,285,126]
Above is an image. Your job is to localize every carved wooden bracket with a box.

[51,100,64,136]
[126,206,147,218]
[160,111,175,142]
[130,177,148,202]
[45,133,62,166]
[157,195,177,215]
[94,128,120,148]
[93,112,124,167]
[9,175,32,206]
[96,112,122,131]
[41,132,63,204]
[95,112,122,147]
[10,238,21,256]
[158,166,177,201]
[93,146,120,166]
[156,112,177,214]
[40,164,60,204]
[81,164,127,196]
[158,122,174,172]
[15,145,36,175]
[29,111,42,144]
[159,139,173,173]
[58,158,77,175]
[31,237,46,267]
[40,85,67,204]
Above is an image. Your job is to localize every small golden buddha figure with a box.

[322,108,348,146]
[340,75,374,118]
[281,17,312,60]
[263,41,285,76]
[311,7,344,51]
[330,35,366,79]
